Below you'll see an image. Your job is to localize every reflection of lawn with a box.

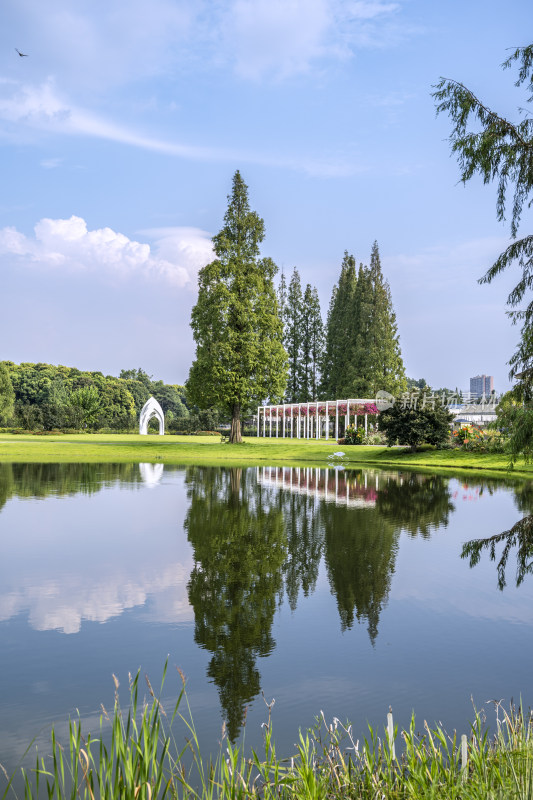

[0,433,531,476]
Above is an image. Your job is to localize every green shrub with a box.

[363,429,387,445]
[344,424,366,445]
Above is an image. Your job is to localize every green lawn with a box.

[0,432,531,477]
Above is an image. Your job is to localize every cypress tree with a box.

[322,243,406,399]
[300,284,313,401]
[277,269,287,326]
[348,262,374,397]
[367,241,406,396]
[321,252,357,397]
[309,287,325,400]
[300,285,325,401]
[284,268,304,402]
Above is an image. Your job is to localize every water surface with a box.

[1,461,532,775]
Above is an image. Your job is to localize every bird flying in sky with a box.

[15,48,28,57]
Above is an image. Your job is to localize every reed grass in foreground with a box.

[2,665,533,800]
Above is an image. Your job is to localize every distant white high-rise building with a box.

[470,374,494,396]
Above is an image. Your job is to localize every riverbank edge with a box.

[0,433,531,479]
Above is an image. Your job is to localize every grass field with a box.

[0,432,532,478]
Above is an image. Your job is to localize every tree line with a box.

[0,362,190,431]
[187,171,407,440]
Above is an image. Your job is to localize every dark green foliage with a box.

[343,424,365,444]
[187,171,287,442]
[280,484,324,610]
[169,408,219,433]
[184,467,287,741]
[322,502,399,642]
[376,473,454,538]
[307,286,325,400]
[462,513,533,590]
[433,45,533,391]
[284,268,304,401]
[321,251,357,396]
[0,363,15,424]
[407,377,428,391]
[494,389,533,465]
[321,245,406,399]
[0,462,143,512]
[282,272,325,403]
[69,385,101,429]
[1,360,188,431]
[379,402,453,451]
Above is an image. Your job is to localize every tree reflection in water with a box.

[461,515,533,590]
[184,467,287,742]
[185,467,453,740]
[323,503,398,642]
[0,462,143,511]
[375,473,454,538]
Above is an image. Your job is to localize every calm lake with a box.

[1,461,532,775]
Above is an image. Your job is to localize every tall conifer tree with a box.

[284,268,304,402]
[187,171,287,442]
[321,252,357,397]
[322,244,405,399]
[367,241,406,396]
[309,287,325,400]
[300,284,314,401]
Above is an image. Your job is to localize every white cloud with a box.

[3,0,415,101]
[7,0,196,91]
[348,1,400,20]
[221,0,407,79]
[0,79,364,176]
[40,157,62,169]
[0,562,193,634]
[0,216,214,287]
[225,0,331,80]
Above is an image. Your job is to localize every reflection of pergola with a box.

[257,465,379,508]
[256,399,379,439]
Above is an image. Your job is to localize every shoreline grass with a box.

[2,668,533,800]
[0,433,532,479]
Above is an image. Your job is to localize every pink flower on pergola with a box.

[263,400,379,419]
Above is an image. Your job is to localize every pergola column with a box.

[297,405,300,439]
[276,408,279,438]
[257,407,260,437]
[263,407,266,438]
[269,408,272,437]
[291,405,294,438]
[325,401,329,440]
[365,414,368,434]
[335,400,339,440]
[346,400,350,435]
[282,404,286,438]
[316,403,319,439]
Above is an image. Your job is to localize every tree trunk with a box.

[229,403,243,443]
[229,467,242,499]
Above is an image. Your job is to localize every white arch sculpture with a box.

[139,396,165,435]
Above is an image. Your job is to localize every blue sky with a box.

[0,0,530,392]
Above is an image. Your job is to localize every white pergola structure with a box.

[256,399,379,440]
